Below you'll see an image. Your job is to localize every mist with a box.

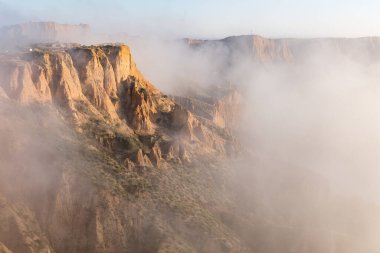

[124,36,380,251]
[242,60,380,201]
[127,37,380,201]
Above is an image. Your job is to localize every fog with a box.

[125,36,380,251]
[127,37,380,202]
[242,60,380,201]
[0,101,70,199]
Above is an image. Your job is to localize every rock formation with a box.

[0,44,238,171]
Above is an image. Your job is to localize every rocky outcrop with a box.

[68,47,119,120]
[0,45,157,124]
[124,77,156,134]
[0,50,83,109]
[149,142,164,167]
[0,44,236,168]
[135,149,153,167]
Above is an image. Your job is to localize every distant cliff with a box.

[184,35,380,64]
[0,22,91,49]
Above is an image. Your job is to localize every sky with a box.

[1,0,380,39]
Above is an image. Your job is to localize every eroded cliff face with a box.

[0,44,238,170]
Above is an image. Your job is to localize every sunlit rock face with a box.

[0,43,238,168]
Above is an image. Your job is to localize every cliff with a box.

[185,35,380,64]
[0,44,238,169]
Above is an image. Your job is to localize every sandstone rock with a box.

[125,79,156,134]
[0,45,158,130]
[0,61,45,104]
[69,47,119,121]
[149,142,164,167]
[0,43,235,167]
[135,149,153,167]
